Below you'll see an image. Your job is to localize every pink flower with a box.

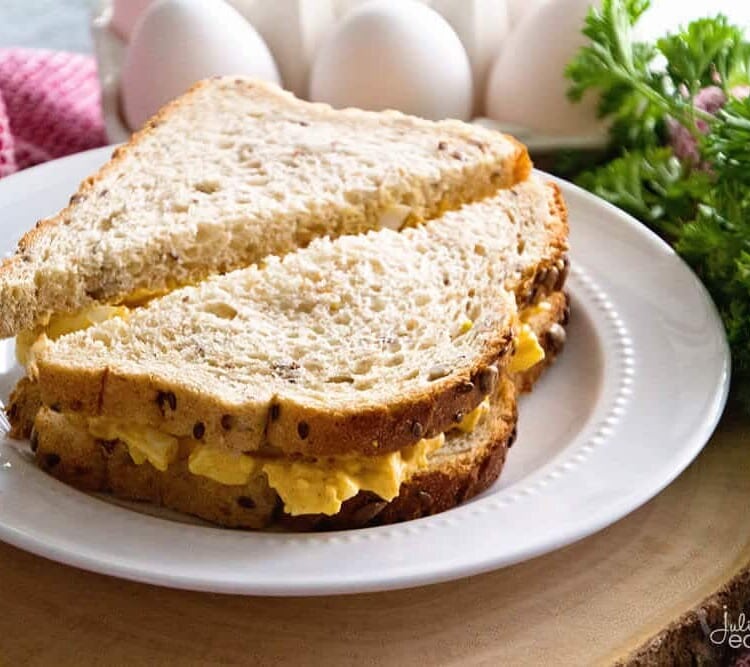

[668,86,727,164]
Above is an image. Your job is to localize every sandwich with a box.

[7,177,567,530]
[1,78,568,530]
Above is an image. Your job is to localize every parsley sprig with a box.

[564,0,750,411]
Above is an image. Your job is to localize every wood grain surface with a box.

[1,413,748,666]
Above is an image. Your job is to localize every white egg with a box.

[430,0,509,114]
[310,0,472,120]
[505,0,548,27]
[121,0,280,130]
[486,0,602,135]
[332,0,430,17]
[234,0,335,98]
[111,0,155,40]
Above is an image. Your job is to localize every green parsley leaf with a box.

[702,95,750,185]
[575,147,707,232]
[656,16,745,93]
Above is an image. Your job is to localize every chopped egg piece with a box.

[16,305,128,366]
[508,323,545,373]
[88,418,178,471]
[455,398,490,433]
[263,433,445,516]
[188,445,260,485]
[80,395,491,516]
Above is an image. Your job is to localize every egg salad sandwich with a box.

[6,176,568,530]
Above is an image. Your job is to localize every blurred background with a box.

[0,0,93,52]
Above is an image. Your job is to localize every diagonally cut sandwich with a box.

[0,77,530,340]
[7,176,568,530]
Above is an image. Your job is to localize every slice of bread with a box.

[6,177,568,441]
[0,77,530,338]
[34,198,523,458]
[24,178,567,458]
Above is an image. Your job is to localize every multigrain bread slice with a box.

[6,177,569,449]
[0,76,531,338]
[28,296,566,531]
[7,290,569,444]
[32,181,568,460]
[10,177,569,449]
[32,372,518,530]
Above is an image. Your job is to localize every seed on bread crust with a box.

[221,414,235,430]
[43,453,60,468]
[556,256,570,289]
[418,490,434,509]
[547,323,566,352]
[97,439,117,454]
[562,301,571,326]
[297,421,310,439]
[543,266,559,292]
[457,381,474,394]
[237,496,256,509]
[427,364,450,381]
[453,411,464,423]
[350,500,388,525]
[477,365,498,394]
[192,422,206,439]
[156,390,177,414]
[411,421,424,438]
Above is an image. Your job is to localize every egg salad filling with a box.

[15,286,174,367]
[83,399,490,516]
[16,305,129,366]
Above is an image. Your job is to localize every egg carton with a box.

[92,2,131,144]
[91,0,606,153]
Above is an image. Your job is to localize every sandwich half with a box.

[0,76,530,340]
[8,177,568,530]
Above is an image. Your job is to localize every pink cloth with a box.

[0,48,106,178]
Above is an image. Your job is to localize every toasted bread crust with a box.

[6,376,40,440]
[0,78,531,338]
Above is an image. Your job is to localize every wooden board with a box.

[1,413,749,666]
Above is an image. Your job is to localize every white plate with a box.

[0,148,730,596]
